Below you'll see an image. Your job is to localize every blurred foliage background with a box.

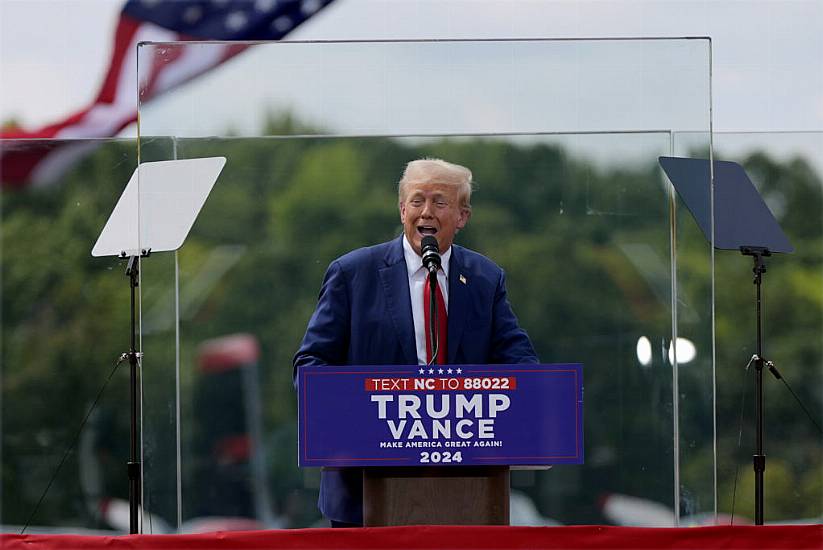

[1,117,821,530]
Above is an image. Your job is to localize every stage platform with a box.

[3,524,822,549]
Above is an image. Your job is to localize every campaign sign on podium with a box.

[297,363,583,467]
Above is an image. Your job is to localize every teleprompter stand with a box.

[123,250,148,534]
[660,156,793,525]
[739,245,787,525]
[92,157,226,533]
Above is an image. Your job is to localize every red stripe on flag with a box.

[97,14,144,105]
[0,142,54,189]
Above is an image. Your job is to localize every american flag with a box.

[0,0,336,188]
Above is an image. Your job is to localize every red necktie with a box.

[423,273,448,364]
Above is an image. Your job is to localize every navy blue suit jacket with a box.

[293,236,538,524]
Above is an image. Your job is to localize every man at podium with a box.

[294,158,538,526]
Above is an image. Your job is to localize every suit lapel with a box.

[447,246,469,364]
[378,237,417,365]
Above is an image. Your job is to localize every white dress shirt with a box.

[402,235,450,365]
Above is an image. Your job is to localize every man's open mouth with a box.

[418,225,437,236]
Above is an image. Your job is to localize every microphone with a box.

[421,236,441,274]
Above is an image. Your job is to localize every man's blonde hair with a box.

[398,158,473,210]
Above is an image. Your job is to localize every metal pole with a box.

[752,253,766,525]
[126,255,142,534]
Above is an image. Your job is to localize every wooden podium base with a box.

[363,466,510,526]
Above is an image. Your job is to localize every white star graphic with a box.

[428,368,434,374]
[301,0,323,15]
[447,368,453,374]
[456,368,463,374]
[182,5,203,24]
[438,368,444,374]
[225,11,249,31]
[272,14,293,32]
[419,368,425,374]
[255,0,278,12]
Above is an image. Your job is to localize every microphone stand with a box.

[120,248,150,534]
[428,269,440,365]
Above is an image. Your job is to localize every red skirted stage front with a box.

[3,524,822,550]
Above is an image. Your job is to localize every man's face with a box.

[400,180,470,256]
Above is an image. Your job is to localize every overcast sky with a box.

[1,0,822,135]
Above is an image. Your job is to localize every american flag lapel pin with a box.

[459,274,467,285]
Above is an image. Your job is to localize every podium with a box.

[298,363,582,526]
[363,466,509,526]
